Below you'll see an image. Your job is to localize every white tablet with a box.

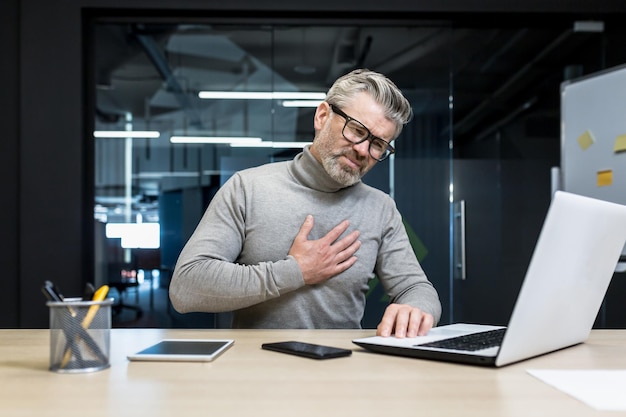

[127,339,234,362]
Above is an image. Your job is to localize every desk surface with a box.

[1,328,625,416]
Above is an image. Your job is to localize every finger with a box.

[294,215,314,242]
[329,255,358,277]
[405,309,431,338]
[332,230,361,253]
[320,220,351,244]
[392,307,411,338]
[376,305,400,337]
[416,313,435,336]
[334,239,362,263]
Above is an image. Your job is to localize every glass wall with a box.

[91,19,626,328]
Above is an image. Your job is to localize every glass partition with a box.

[91,18,626,328]
[92,22,453,327]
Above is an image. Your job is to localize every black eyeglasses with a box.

[329,104,395,161]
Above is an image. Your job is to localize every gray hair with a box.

[325,69,413,139]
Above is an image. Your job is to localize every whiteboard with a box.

[561,64,626,206]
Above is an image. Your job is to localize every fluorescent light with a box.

[229,141,274,148]
[282,100,324,108]
[94,131,160,138]
[198,91,326,100]
[169,135,309,148]
[573,21,604,33]
[272,142,311,148]
[105,223,160,249]
[230,141,311,149]
[170,136,263,144]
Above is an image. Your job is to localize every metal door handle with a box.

[453,200,466,280]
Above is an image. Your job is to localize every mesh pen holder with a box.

[47,298,113,373]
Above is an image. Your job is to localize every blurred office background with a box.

[3,0,626,329]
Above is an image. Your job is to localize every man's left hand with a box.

[376,304,434,338]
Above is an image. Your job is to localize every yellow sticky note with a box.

[614,134,626,153]
[597,170,613,187]
[577,130,595,150]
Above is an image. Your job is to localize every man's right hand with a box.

[288,215,361,285]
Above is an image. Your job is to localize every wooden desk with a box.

[1,329,625,416]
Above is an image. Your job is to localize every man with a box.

[170,69,441,338]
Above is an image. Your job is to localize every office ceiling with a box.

[94,20,624,144]
[92,19,626,219]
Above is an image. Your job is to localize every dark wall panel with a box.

[0,0,20,327]
[20,2,88,326]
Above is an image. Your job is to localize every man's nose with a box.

[352,140,370,158]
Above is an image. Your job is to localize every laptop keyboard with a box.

[418,328,506,351]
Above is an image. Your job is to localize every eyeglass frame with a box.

[328,104,396,161]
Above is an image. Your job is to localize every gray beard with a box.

[321,155,362,187]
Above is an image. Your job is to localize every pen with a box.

[82,282,95,301]
[41,281,62,302]
[42,281,77,316]
[41,281,84,365]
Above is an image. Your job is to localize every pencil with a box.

[60,285,110,368]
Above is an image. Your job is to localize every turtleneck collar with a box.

[288,145,360,193]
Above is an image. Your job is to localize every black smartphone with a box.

[261,341,352,359]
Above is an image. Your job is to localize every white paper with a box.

[528,369,626,411]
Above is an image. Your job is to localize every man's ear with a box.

[313,101,331,131]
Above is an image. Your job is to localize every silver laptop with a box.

[354,191,626,367]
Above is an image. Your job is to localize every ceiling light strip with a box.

[198,91,326,100]
[94,131,160,138]
[230,141,311,149]
[281,100,324,108]
[169,136,263,144]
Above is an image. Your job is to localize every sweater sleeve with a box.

[375,198,442,324]
[169,173,305,313]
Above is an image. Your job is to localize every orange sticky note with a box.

[597,170,613,187]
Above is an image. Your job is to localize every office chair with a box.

[107,262,143,320]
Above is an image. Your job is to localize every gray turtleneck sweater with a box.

[169,146,441,328]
